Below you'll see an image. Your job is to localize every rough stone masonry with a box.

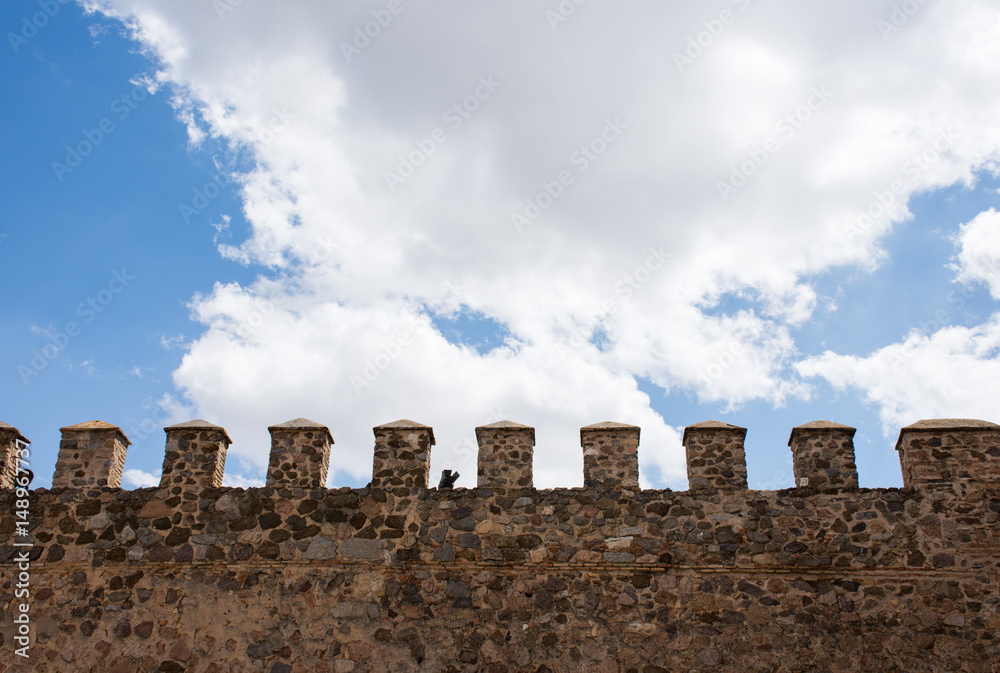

[0,416,998,672]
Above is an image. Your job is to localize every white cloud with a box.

[159,334,186,350]
[222,472,266,489]
[122,468,160,488]
[953,208,1000,299]
[797,316,1000,433]
[85,0,1000,486]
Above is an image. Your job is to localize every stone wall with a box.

[1,417,998,673]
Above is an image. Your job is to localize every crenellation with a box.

[682,420,748,491]
[581,421,640,489]
[0,421,28,488]
[476,420,535,489]
[788,420,859,490]
[2,416,998,671]
[896,418,1000,488]
[372,419,434,493]
[51,420,130,489]
[266,418,334,488]
[160,419,231,492]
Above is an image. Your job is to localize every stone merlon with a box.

[788,420,858,490]
[53,420,131,489]
[476,420,535,489]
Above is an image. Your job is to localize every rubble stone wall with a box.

[1,418,998,673]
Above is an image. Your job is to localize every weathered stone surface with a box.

[52,421,130,489]
[160,420,231,491]
[682,421,748,491]
[0,423,29,489]
[266,419,333,489]
[789,421,859,489]
[476,421,535,488]
[371,420,434,491]
[3,417,999,672]
[581,422,640,489]
[339,538,384,561]
[302,535,338,559]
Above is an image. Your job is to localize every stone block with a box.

[266,418,333,488]
[0,422,29,489]
[788,420,858,489]
[896,418,1000,487]
[52,421,130,489]
[476,421,535,489]
[581,421,640,489]
[682,421,747,491]
[160,420,231,491]
[372,420,434,491]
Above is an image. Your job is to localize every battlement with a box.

[3,416,1000,497]
[2,417,999,672]
[4,415,999,570]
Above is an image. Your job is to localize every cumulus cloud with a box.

[797,316,1000,432]
[122,468,160,488]
[85,0,1000,486]
[953,208,1000,299]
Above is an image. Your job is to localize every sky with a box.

[2,0,999,492]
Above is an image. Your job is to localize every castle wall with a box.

[1,418,998,673]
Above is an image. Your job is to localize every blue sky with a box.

[2,1,999,491]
